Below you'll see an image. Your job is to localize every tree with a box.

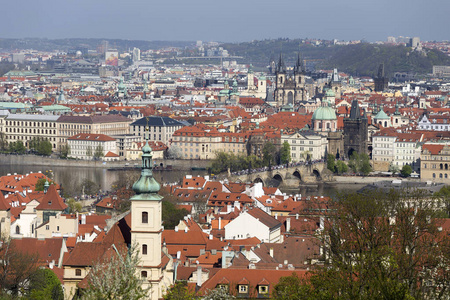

[66,198,83,213]
[93,145,104,160]
[37,139,53,156]
[166,145,182,159]
[35,178,55,191]
[82,244,149,300]
[281,189,450,300]
[163,281,197,300]
[335,160,348,175]
[327,154,336,172]
[433,185,450,218]
[27,268,64,300]
[348,152,372,175]
[400,164,413,177]
[280,142,291,164]
[0,237,40,297]
[273,272,311,300]
[0,132,7,151]
[79,178,100,196]
[262,142,276,168]
[162,200,189,229]
[60,143,71,159]
[86,146,93,158]
[202,288,236,300]
[8,140,26,154]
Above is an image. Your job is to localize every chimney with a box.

[296,213,299,220]
[175,226,178,232]
[218,217,222,230]
[81,214,86,225]
[184,227,188,233]
[197,266,202,287]
[227,204,232,212]
[319,216,324,231]
[286,218,291,232]
[176,251,181,259]
[275,214,278,219]
[269,247,274,258]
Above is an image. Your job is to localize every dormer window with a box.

[258,285,269,294]
[239,285,248,293]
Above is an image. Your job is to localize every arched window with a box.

[142,212,148,224]
[439,173,443,178]
[433,173,436,178]
[440,163,443,170]
[142,244,147,255]
[141,271,147,278]
[15,225,20,234]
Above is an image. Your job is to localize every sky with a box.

[2,0,449,43]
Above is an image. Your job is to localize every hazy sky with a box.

[2,0,449,42]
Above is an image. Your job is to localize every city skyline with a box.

[2,0,449,43]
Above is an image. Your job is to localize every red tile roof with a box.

[35,184,67,211]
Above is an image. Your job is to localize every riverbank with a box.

[331,175,421,184]
[0,154,211,171]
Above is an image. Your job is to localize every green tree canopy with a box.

[273,189,450,300]
[327,154,336,172]
[163,281,197,300]
[27,268,64,300]
[34,178,55,191]
[280,142,291,164]
[93,145,104,160]
[60,143,71,159]
[335,160,348,175]
[162,200,189,229]
[400,164,413,177]
[8,141,26,154]
[262,142,276,167]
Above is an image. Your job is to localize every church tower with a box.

[130,121,164,300]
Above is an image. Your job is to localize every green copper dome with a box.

[374,107,390,119]
[131,127,162,201]
[312,106,337,121]
[325,89,335,97]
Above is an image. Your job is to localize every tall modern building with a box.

[133,47,141,62]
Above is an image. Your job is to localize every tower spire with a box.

[131,118,161,197]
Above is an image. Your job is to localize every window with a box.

[239,285,248,293]
[76,269,82,276]
[142,212,148,224]
[15,226,20,235]
[259,285,269,294]
[142,244,147,255]
[46,225,50,230]
[141,271,147,278]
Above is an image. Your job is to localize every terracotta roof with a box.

[422,144,445,155]
[246,207,281,230]
[35,184,67,211]
[68,133,116,142]
[12,238,65,265]
[197,269,308,297]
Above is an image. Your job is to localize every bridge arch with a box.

[253,177,264,186]
[293,170,303,182]
[273,173,283,182]
[312,169,322,181]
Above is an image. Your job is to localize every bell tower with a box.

[130,118,164,300]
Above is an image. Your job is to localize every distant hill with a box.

[320,44,450,77]
[221,39,450,77]
[0,38,194,52]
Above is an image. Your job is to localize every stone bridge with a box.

[230,162,333,187]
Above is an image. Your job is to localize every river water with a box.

[0,164,365,198]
